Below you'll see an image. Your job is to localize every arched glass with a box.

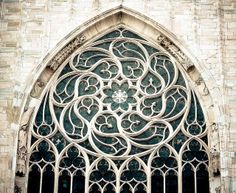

[27,28,209,193]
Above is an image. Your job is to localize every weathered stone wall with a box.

[0,0,235,192]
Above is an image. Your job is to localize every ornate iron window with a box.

[27,28,209,193]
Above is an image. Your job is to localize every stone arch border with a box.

[14,6,224,193]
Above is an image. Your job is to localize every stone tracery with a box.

[26,27,210,193]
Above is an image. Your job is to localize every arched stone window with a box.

[15,7,219,193]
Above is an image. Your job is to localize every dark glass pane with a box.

[50,131,68,153]
[94,41,111,50]
[142,44,159,55]
[58,171,71,193]
[121,160,146,182]
[175,71,186,87]
[58,63,73,77]
[73,170,85,193]
[89,184,101,193]
[170,131,187,152]
[97,29,121,41]
[182,164,194,193]
[151,170,163,193]
[166,170,178,193]
[197,165,209,193]
[30,141,55,163]
[122,30,145,40]
[27,165,40,193]
[42,165,54,193]
[104,184,115,193]
[34,93,53,127]
[201,135,208,145]
[136,184,146,193]
[121,184,132,193]
[185,92,206,136]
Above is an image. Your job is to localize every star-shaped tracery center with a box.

[112,90,128,103]
[103,81,137,111]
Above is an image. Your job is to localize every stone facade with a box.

[0,0,235,193]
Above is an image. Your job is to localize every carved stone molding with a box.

[209,123,221,177]
[30,67,53,98]
[210,148,221,177]
[16,107,34,176]
[49,34,86,71]
[215,185,226,193]
[14,185,22,193]
[15,176,25,193]
[215,186,221,193]
[195,76,209,96]
[211,123,220,150]
[157,34,194,72]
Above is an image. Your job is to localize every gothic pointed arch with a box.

[15,6,221,193]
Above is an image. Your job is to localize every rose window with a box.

[27,28,210,193]
[104,81,136,111]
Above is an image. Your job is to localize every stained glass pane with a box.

[58,171,70,193]
[197,164,210,193]
[182,164,194,193]
[41,165,54,193]
[27,165,40,193]
[151,170,163,193]
[166,170,178,193]
[73,170,85,193]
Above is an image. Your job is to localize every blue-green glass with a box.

[50,131,67,153]
[93,61,118,79]
[73,50,108,70]
[59,146,85,171]
[30,141,55,162]
[90,159,115,182]
[97,29,121,41]
[78,76,100,96]
[34,94,53,136]
[121,60,144,79]
[182,140,208,163]
[141,72,161,94]
[27,165,40,193]
[121,160,146,181]
[170,131,187,152]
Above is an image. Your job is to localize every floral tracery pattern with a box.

[49,28,193,157]
[28,28,209,193]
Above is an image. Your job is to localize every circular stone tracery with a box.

[28,27,210,193]
[32,28,207,159]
